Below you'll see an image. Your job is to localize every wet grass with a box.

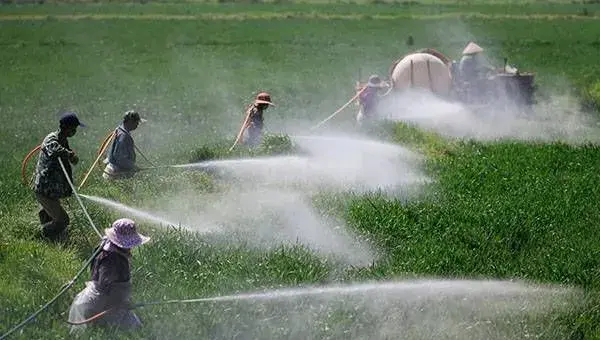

[1,2,600,339]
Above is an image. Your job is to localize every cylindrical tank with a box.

[389,52,452,98]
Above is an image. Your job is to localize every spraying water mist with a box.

[146,279,581,340]
[82,189,377,266]
[160,135,430,266]
[151,188,378,266]
[80,194,218,234]
[382,88,600,143]
[172,134,431,195]
[81,135,430,266]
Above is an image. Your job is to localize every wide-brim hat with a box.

[104,218,150,249]
[462,42,484,55]
[255,100,275,106]
[254,92,275,106]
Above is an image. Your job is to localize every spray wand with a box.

[310,87,367,131]
[66,294,269,326]
[79,130,116,190]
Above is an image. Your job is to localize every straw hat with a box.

[104,218,150,249]
[254,92,275,106]
[462,42,484,55]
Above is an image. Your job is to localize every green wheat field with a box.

[1,1,600,339]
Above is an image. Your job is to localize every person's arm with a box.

[245,106,257,128]
[42,134,72,158]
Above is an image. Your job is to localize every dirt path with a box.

[0,12,598,21]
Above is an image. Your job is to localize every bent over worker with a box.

[32,112,85,241]
[243,92,274,147]
[68,218,150,333]
[103,110,145,180]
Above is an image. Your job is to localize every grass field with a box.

[1,1,600,339]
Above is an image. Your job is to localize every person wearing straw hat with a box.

[32,112,85,242]
[68,218,150,333]
[458,41,495,83]
[242,91,275,147]
[356,74,387,126]
[102,110,146,180]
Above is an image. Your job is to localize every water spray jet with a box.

[80,194,216,234]
[67,278,581,340]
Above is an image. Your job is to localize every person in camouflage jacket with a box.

[32,112,85,241]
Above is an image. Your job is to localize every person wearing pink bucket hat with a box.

[104,217,151,249]
[68,218,150,333]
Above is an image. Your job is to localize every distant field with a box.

[1,1,600,16]
[1,1,600,339]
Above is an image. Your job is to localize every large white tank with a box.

[389,52,452,98]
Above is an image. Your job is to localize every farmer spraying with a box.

[458,42,495,83]
[356,74,386,126]
[243,92,275,147]
[103,110,146,180]
[68,218,150,333]
[32,112,85,241]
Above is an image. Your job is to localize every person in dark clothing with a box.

[103,110,146,180]
[68,218,150,333]
[32,112,85,241]
[243,92,274,147]
[356,74,387,126]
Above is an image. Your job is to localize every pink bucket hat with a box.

[104,218,150,249]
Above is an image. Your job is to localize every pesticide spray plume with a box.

[82,134,435,266]
[371,18,600,145]
[80,194,218,234]
[173,134,431,196]
[154,187,378,266]
[143,278,582,339]
[149,278,577,304]
[382,87,600,143]
[137,133,429,267]
[79,190,377,266]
